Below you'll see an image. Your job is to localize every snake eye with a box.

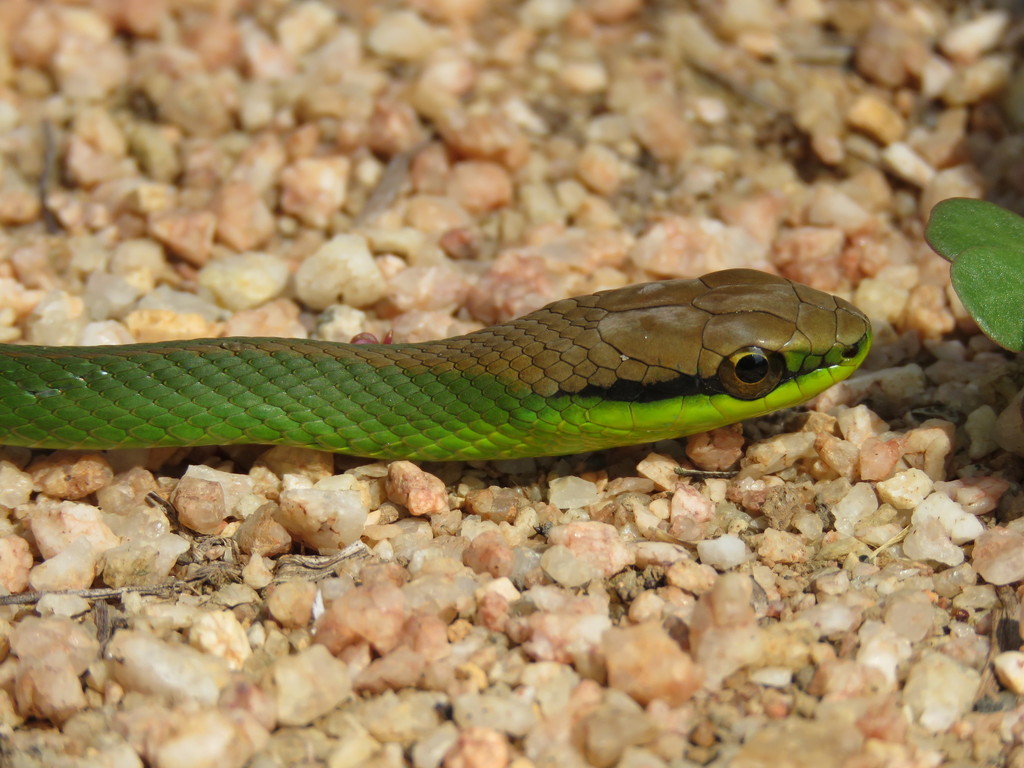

[718,347,784,400]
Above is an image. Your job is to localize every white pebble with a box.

[107,630,231,705]
[994,651,1024,694]
[902,520,964,566]
[294,234,387,310]
[830,482,878,537]
[903,652,980,732]
[940,11,1008,64]
[912,492,983,544]
[547,476,599,509]
[198,252,289,311]
[697,534,751,571]
[875,468,932,510]
[881,142,935,187]
[541,545,601,587]
[367,11,438,61]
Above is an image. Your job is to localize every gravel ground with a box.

[1,1,1024,767]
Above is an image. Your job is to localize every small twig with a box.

[38,120,61,234]
[674,467,737,479]
[355,138,432,227]
[866,525,910,562]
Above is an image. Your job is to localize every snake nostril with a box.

[840,343,861,360]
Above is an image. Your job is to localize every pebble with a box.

[540,545,601,588]
[902,520,964,567]
[547,476,599,510]
[902,652,980,732]
[279,156,351,230]
[603,622,700,706]
[830,482,878,538]
[277,487,369,551]
[294,234,387,310]
[971,527,1024,585]
[689,573,763,688]
[28,537,97,591]
[367,10,438,61]
[188,610,252,670]
[756,528,808,565]
[272,644,352,727]
[910,492,983,545]
[29,500,119,560]
[267,580,318,628]
[0,535,33,593]
[696,534,751,571]
[993,651,1024,695]
[875,468,932,510]
[197,252,289,311]
[107,630,231,705]
[28,451,113,500]
[452,692,536,737]
[386,462,449,517]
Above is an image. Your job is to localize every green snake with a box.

[0,269,871,461]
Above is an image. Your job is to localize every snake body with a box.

[0,269,871,460]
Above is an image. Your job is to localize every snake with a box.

[0,269,871,461]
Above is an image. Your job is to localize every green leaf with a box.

[924,198,1024,352]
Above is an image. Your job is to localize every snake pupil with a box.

[734,352,769,384]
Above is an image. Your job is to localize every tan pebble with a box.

[0,535,33,593]
[123,309,217,343]
[604,622,700,706]
[846,93,906,145]
[275,1,335,57]
[28,451,113,501]
[629,99,691,164]
[241,552,274,589]
[315,582,406,655]
[757,529,808,565]
[448,161,513,215]
[575,144,628,195]
[584,0,642,23]
[29,501,119,560]
[686,425,743,471]
[272,644,352,727]
[368,10,438,61]
[902,284,955,340]
[412,0,488,22]
[443,726,510,768]
[294,233,386,310]
[463,530,514,578]
[276,487,368,551]
[213,181,275,251]
[386,461,449,517]
[559,60,608,94]
[188,610,252,670]
[438,112,530,169]
[940,11,1009,65]
[881,142,935,187]
[148,209,217,266]
[223,298,307,339]
[280,156,350,229]
[13,656,88,724]
[267,581,318,629]
[234,505,292,561]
